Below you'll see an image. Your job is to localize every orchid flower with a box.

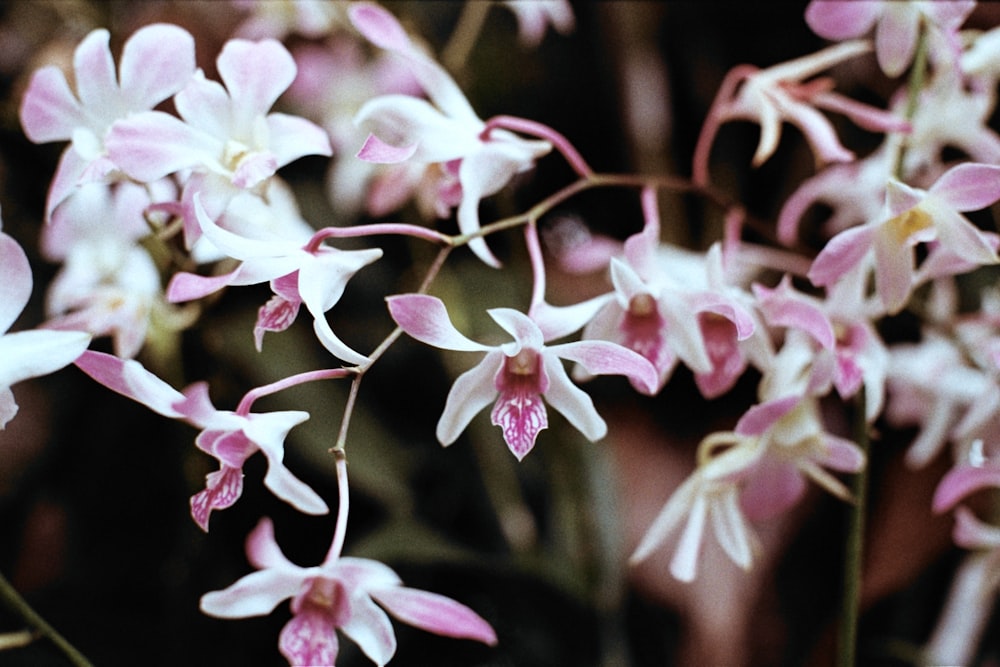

[105,36,331,246]
[231,0,348,40]
[809,163,1000,315]
[805,0,975,77]
[19,23,196,219]
[201,517,497,666]
[693,40,910,182]
[934,454,1000,555]
[630,431,763,582]
[387,294,657,460]
[73,350,327,530]
[349,2,552,267]
[0,222,90,428]
[166,195,382,363]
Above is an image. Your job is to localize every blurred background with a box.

[0,1,998,665]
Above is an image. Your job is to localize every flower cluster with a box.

[4,0,1000,665]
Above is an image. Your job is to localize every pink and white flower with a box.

[0,222,90,428]
[73,350,327,530]
[349,3,552,267]
[387,294,657,460]
[19,23,196,218]
[809,163,1000,314]
[201,517,497,666]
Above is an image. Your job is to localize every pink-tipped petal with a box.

[356,132,419,163]
[551,339,659,395]
[73,350,185,417]
[0,232,31,332]
[387,294,490,352]
[349,3,413,52]
[876,4,919,77]
[106,111,217,182]
[370,586,497,645]
[217,39,296,124]
[19,67,85,143]
[245,517,295,570]
[930,163,1000,212]
[933,464,1000,514]
[804,0,881,40]
[119,24,196,109]
[72,29,116,114]
[735,396,800,437]
[808,224,875,287]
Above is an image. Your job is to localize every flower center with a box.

[887,208,933,244]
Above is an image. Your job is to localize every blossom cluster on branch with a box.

[3,0,1000,665]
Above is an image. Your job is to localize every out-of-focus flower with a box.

[19,23,196,218]
[231,0,349,39]
[809,163,1000,314]
[805,0,975,77]
[501,0,575,48]
[0,221,90,428]
[349,2,551,267]
[387,293,657,460]
[201,517,497,666]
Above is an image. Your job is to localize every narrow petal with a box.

[457,145,526,267]
[540,353,606,441]
[436,351,503,445]
[670,493,708,582]
[73,349,185,417]
[200,568,307,619]
[933,464,1000,514]
[753,279,835,349]
[106,111,219,182]
[339,593,397,667]
[876,4,919,77]
[550,339,658,395]
[487,308,544,351]
[349,3,414,51]
[805,0,881,40]
[530,295,613,342]
[929,163,1000,211]
[735,396,799,437]
[262,460,329,515]
[0,329,90,388]
[356,132,418,163]
[387,294,490,352]
[279,609,339,667]
[370,586,497,644]
[166,269,241,303]
[711,487,754,570]
[246,517,295,571]
[873,227,915,314]
[808,224,875,287]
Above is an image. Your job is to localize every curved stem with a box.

[893,25,928,180]
[324,449,351,564]
[236,367,354,415]
[0,570,93,667]
[306,223,451,252]
[485,115,595,177]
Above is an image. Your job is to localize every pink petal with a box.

[491,383,548,461]
[820,434,865,472]
[19,66,85,143]
[349,3,413,52]
[804,0,881,40]
[166,269,241,303]
[190,465,244,532]
[876,4,919,77]
[735,396,800,436]
[387,294,490,352]
[929,163,1000,212]
[753,279,835,349]
[106,111,217,182]
[279,608,339,667]
[370,586,497,644]
[245,517,294,570]
[73,350,185,417]
[808,224,875,287]
[217,39,296,126]
[551,339,659,395]
[72,29,116,114]
[255,293,301,351]
[356,132,419,163]
[933,464,1000,513]
[118,23,196,110]
[741,457,806,521]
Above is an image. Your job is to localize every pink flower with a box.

[73,350,327,530]
[693,40,910,182]
[934,458,1000,551]
[19,24,196,218]
[501,0,575,48]
[805,0,975,77]
[105,36,331,245]
[166,195,382,363]
[200,518,497,666]
[387,294,657,460]
[0,223,90,428]
[349,3,551,267]
[809,163,1000,314]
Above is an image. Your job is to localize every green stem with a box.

[441,0,492,73]
[837,388,870,667]
[0,569,93,667]
[893,25,929,180]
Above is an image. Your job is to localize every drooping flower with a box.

[809,162,1000,314]
[0,222,90,428]
[349,2,551,267]
[201,517,497,666]
[19,23,196,218]
[387,294,657,460]
[166,194,382,363]
[73,350,327,529]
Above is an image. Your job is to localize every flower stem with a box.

[441,0,492,73]
[893,25,928,180]
[837,387,870,667]
[0,569,93,667]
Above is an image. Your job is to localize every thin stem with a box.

[306,222,451,252]
[893,26,928,180]
[837,387,870,667]
[485,115,594,177]
[524,222,547,312]
[324,449,351,564]
[0,570,93,667]
[236,367,354,415]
